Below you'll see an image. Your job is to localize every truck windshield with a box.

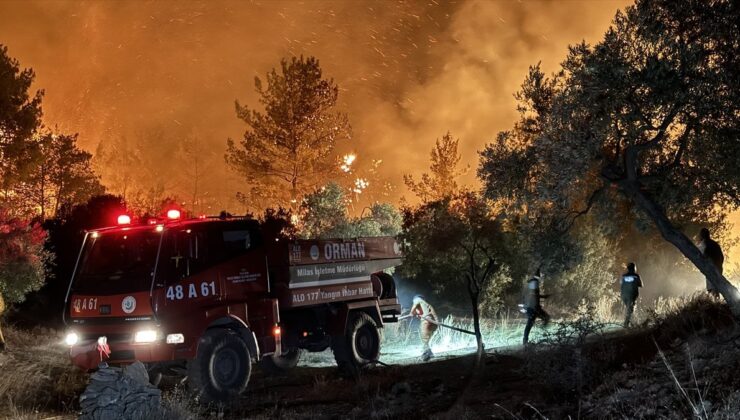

[71,230,162,295]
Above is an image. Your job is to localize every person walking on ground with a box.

[522,268,550,345]
[620,262,643,328]
[697,227,724,297]
[409,295,438,361]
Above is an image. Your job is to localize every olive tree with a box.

[479,0,740,313]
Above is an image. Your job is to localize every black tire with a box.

[187,329,251,403]
[259,347,301,375]
[331,312,381,376]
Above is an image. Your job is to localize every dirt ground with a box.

[2,296,739,419]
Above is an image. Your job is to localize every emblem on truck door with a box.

[122,296,137,314]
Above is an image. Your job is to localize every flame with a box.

[341,153,357,173]
[353,177,369,194]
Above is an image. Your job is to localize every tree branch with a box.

[646,124,692,179]
[558,186,604,232]
[624,105,681,180]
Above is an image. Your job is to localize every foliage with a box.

[478,265,514,318]
[226,56,351,211]
[403,132,467,203]
[299,183,347,238]
[0,209,51,304]
[399,192,510,352]
[479,0,740,311]
[298,182,401,239]
[547,220,617,309]
[364,202,402,237]
[12,132,103,219]
[0,44,43,197]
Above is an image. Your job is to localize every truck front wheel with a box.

[332,312,381,376]
[187,329,251,403]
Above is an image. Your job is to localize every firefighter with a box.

[409,295,438,361]
[522,268,550,345]
[620,262,643,328]
[697,227,724,296]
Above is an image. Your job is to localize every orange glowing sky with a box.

[0,0,631,206]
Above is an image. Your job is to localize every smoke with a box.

[0,0,628,208]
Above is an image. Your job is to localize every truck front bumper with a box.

[70,338,192,371]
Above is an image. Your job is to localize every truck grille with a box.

[108,350,136,362]
[82,333,132,344]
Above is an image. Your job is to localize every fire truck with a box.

[63,210,402,401]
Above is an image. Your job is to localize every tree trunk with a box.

[468,289,484,362]
[620,181,740,316]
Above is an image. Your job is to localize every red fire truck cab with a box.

[63,213,402,401]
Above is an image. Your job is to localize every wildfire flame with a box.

[341,153,357,173]
[353,177,369,194]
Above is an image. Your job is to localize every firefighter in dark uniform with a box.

[409,295,438,361]
[522,268,550,345]
[620,262,643,328]
[698,228,724,296]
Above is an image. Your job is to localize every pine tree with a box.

[226,56,351,211]
[404,132,467,203]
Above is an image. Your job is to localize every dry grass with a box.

[0,326,88,417]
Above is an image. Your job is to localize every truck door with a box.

[155,228,223,311]
[208,222,269,301]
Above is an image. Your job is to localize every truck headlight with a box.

[65,332,79,346]
[134,330,158,343]
[166,333,184,344]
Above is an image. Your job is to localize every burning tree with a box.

[479,0,740,313]
[226,56,351,211]
[399,192,510,356]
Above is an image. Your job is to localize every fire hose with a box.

[398,314,477,336]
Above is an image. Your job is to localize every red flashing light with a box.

[272,325,282,336]
[166,209,181,220]
[117,215,131,225]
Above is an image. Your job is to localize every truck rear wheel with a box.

[332,312,381,376]
[187,329,251,403]
[259,347,301,374]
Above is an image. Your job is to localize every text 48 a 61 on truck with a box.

[63,211,402,401]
